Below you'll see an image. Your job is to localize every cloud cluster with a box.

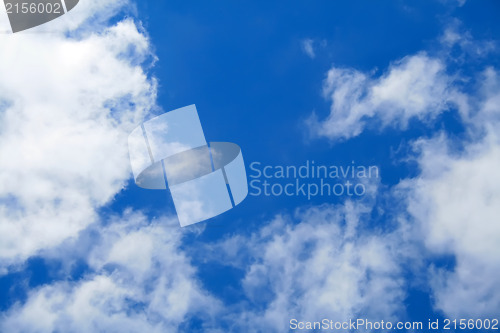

[0,0,498,330]
[0,1,156,268]
[307,53,460,141]
[0,212,221,332]
[407,136,500,318]
[308,23,500,320]
[400,69,500,318]
[201,200,408,332]
[0,3,223,332]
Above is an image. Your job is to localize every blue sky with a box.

[0,0,499,332]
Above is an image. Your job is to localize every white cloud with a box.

[440,22,498,60]
[1,1,499,330]
[204,201,407,332]
[307,23,500,319]
[469,68,500,129]
[307,23,500,143]
[1,199,405,333]
[398,68,500,317]
[0,211,222,332]
[301,39,316,59]
[0,3,223,331]
[401,131,500,318]
[307,53,460,141]
[0,1,157,268]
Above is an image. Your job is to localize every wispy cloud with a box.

[301,38,316,59]
[199,198,409,332]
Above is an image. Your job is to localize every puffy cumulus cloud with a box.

[2,200,408,333]
[307,53,460,141]
[307,28,500,320]
[307,22,500,143]
[307,24,500,318]
[0,211,222,333]
[398,67,500,317]
[204,201,407,332]
[0,2,157,268]
[401,133,500,318]
[469,68,500,129]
